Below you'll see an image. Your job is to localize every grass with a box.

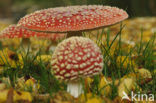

[0,24,155,102]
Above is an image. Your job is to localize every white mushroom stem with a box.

[21,38,30,46]
[67,82,83,98]
[67,31,83,37]
[48,42,57,53]
[21,38,32,52]
[49,45,56,53]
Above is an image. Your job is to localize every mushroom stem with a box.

[67,82,83,98]
[67,31,83,37]
[22,38,30,45]
[48,41,58,53]
[21,38,31,51]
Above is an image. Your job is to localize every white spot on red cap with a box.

[51,37,103,82]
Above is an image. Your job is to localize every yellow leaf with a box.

[14,90,32,102]
[36,55,51,63]
[116,56,136,69]
[86,97,102,103]
[118,78,136,98]
[136,68,152,80]
[0,89,8,103]
[0,89,32,102]
[99,76,111,96]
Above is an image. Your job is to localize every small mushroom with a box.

[18,5,128,37]
[51,37,103,98]
[0,24,65,52]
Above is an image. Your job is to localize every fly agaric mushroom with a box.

[51,37,103,98]
[0,24,65,51]
[18,5,128,37]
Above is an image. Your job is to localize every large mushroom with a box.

[18,5,128,37]
[51,37,103,98]
[0,24,65,52]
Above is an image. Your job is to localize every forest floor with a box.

[0,17,155,103]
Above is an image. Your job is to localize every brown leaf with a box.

[6,88,13,103]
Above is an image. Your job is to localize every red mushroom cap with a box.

[18,5,128,33]
[0,24,65,41]
[51,37,103,82]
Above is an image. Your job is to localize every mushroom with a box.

[51,37,103,98]
[17,5,128,37]
[0,24,65,52]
